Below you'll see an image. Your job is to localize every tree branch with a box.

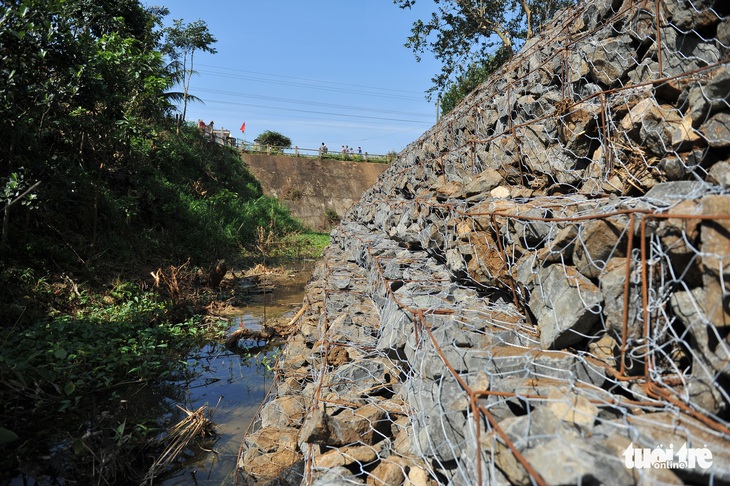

[3,180,41,211]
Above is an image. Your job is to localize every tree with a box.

[395,0,573,100]
[439,46,510,114]
[255,131,292,150]
[0,0,173,249]
[162,19,217,128]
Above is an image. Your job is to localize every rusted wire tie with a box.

[420,316,549,486]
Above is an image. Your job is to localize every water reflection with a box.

[6,262,314,485]
[159,340,276,485]
[159,262,314,485]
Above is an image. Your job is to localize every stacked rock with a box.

[239,0,730,484]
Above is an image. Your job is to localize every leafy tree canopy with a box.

[439,46,510,114]
[256,130,292,149]
[161,19,217,125]
[394,0,574,100]
[0,0,297,270]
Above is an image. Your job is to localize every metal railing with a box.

[238,141,394,163]
[195,123,394,162]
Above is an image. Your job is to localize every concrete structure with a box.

[242,154,388,231]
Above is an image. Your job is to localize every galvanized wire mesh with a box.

[238,0,730,484]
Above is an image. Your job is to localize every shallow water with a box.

[160,264,313,485]
[6,262,314,486]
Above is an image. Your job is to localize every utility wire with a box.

[196,63,425,99]
[192,87,433,119]
[195,97,433,125]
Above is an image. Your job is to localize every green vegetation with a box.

[245,229,330,264]
[324,207,341,227]
[255,130,293,153]
[162,18,218,128]
[395,0,574,100]
[440,47,511,114]
[318,151,394,164]
[0,0,328,482]
[0,285,227,417]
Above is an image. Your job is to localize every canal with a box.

[159,262,314,485]
[6,261,314,486]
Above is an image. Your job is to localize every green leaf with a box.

[54,348,68,360]
[63,381,76,396]
[0,427,19,445]
[115,420,126,438]
[73,438,85,454]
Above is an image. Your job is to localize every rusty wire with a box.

[237,0,730,483]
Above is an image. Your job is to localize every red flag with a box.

[240,122,246,133]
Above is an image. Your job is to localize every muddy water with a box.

[5,263,314,486]
[159,262,314,485]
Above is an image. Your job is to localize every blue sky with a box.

[148,1,442,155]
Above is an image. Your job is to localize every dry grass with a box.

[142,404,216,485]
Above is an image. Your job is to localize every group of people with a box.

[197,119,214,132]
[317,143,365,158]
[341,145,362,156]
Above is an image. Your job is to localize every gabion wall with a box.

[238,0,730,484]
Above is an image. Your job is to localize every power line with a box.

[196,69,425,101]
[192,87,433,119]
[195,98,433,125]
[196,63,425,99]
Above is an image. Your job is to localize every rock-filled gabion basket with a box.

[237,0,730,484]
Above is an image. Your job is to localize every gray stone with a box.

[572,217,630,279]
[299,403,387,447]
[329,275,351,291]
[472,346,606,387]
[445,247,468,277]
[584,35,637,86]
[260,395,306,429]
[701,111,730,148]
[575,0,621,33]
[407,337,484,381]
[661,26,715,77]
[600,257,643,344]
[310,466,360,485]
[628,98,700,155]
[683,66,730,124]
[510,207,552,248]
[719,17,730,50]
[530,144,584,186]
[407,376,467,463]
[624,4,657,43]
[664,0,723,31]
[699,195,730,329]
[523,436,635,486]
[530,264,603,349]
[708,161,730,188]
[376,297,414,354]
[671,286,730,376]
[624,411,730,484]
[643,181,707,206]
[322,358,399,404]
[463,168,503,197]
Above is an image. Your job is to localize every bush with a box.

[254,130,291,150]
[324,207,340,227]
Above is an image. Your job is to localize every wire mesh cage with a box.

[238,0,730,484]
